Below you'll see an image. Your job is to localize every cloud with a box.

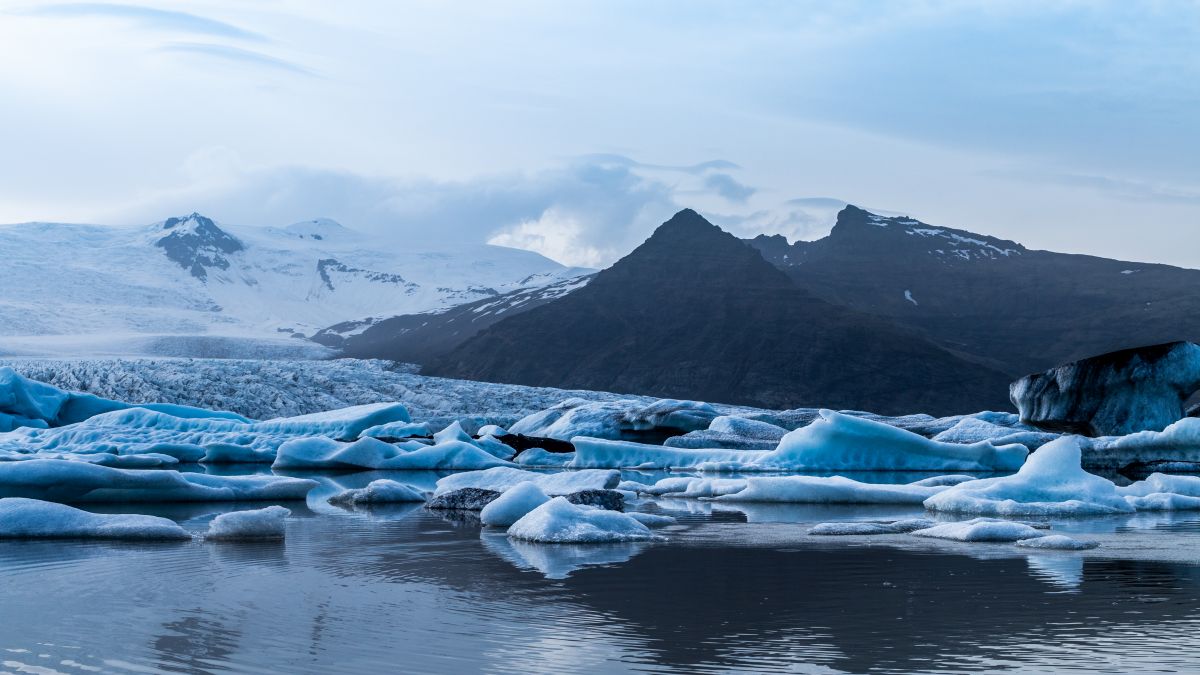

[106,153,682,267]
[159,43,314,76]
[981,168,1200,206]
[703,173,756,203]
[26,3,264,41]
[574,154,740,175]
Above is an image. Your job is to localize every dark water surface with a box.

[2,474,1200,674]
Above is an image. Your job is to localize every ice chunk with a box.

[433,421,475,445]
[515,449,576,467]
[808,518,935,535]
[360,421,431,440]
[907,474,979,487]
[426,488,500,510]
[1085,418,1200,470]
[327,480,427,506]
[477,424,509,437]
[432,467,620,497]
[507,497,665,543]
[932,417,1060,450]
[272,437,511,470]
[910,518,1047,542]
[569,437,766,470]
[639,476,749,498]
[1015,535,1099,550]
[714,475,944,504]
[0,497,190,540]
[924,437,1135,516]
[510,398,717,441]
[626,512,676,527]
[204,506,290,541]
[480,482,550,527]
[765,411,1029,471]
[0,459,318,503]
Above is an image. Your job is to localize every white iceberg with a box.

[480,482,550,527]
[910,518,1047,542]
[1015,534,1099,550]
[0,497,191,540]
[932,417,1060,450]
[204,506,290,540]
[507,497,665,543]
[924,437,1135,516]
[0,459,318,503]
[1085,418,1200,469]
[514,448,576,467]
[432,467,621,497]
[360,421,431,439]
[808,518,935,535]
[327,479,427,506]
[714,475,945,504]
[272,437,511,470]
[510,397,717,441]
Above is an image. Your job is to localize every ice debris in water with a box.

[1015,534,1100,550]
[432,467,620,497]
[910,518,1048,542]
[480,482,551,527]
[0,459,318,503]
[0,497,190,540]
[272,436,511,470]
[625,512,676,528]
[510,397,718,441]
[205,506,291,541]
[327,480,427,506]
[507,497,666,544]
[808,519,936,536]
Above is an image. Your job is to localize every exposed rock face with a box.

[155,213,244,281]
[424,488,502,511]
[563,489,625,511]
[1010,342,1200,436]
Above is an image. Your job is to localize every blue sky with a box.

[1,1,1197,266]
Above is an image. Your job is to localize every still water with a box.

[2,471,1200,674]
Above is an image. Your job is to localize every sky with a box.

[1,1,1198,268]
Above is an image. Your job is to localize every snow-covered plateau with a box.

[0,213,588,357]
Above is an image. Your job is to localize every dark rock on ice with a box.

[425,488,502,511]
[1010,342,1200,436]
[500,434,577,456]
[563,489,625,512]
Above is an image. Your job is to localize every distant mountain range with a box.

[0,213,585,357]
[335,206,1200,414]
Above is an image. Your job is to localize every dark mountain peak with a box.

[823,207,1026,261]
[155,213,244,282]
[647,208,727,242]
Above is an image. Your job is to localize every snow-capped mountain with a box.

[0,213,585,356]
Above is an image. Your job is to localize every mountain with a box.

[312,273,594,363]
[750,205,1200,375]
[427,209,1015,415]
[0,213,581,357]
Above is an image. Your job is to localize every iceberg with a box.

[808,518,936,535]
[480,482,550,527]
[327,479,427,506]
[1084,418,1200,470]
[0,497,190,540]
[514,448,575,467]
[570,411,1028,471]
[713,475,945,505]
[932,417,1060,450]
[0,459,318,503]
[432,467,620,497]
[507,497,665,543]
[923,437,1135,516]
[272,437,511,470]
[625,512,676,527]
[510,397,717,442]
[204,506,290,540]
[1015,534,1099,550]
[910,518,1048,542]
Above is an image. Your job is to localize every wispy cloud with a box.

[981,168,1200,206]
[26,3,264,41]
[703,173,755,203]
[159,43,314,77]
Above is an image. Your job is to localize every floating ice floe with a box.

[932,417,1060,450]
[514,448,575,467]
[204,506,290,540]
[0,402,413,465]
[0,497,191,540]
[0,459,318,503]
[360,420,432,439]
[570,410,1028,471]
[664,416,788,450]
[0,366,247,431]
[808,518,936,535]
[510,397,717,441]
[1084,418,1200,469]
[1015,534,1100,550]
[272,437,511,470]
[714,476,946,505]
[910,518,1048,542]
[625,512,676,527]
[432,467,621,497]
[327,479,427,506]
[507,497,665,543]
[480,482,550,527]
